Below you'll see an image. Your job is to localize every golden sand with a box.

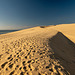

[0,24,75,75]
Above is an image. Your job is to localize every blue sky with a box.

[0,0,75,30]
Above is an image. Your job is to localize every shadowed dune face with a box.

[53,24,75,43]
[49,32,75,75]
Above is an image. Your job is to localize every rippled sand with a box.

[0,24,75,75]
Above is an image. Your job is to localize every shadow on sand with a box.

[48,32,75,75]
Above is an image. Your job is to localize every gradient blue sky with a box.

[0,0,75,30]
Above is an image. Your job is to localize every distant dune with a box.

[0,24,75,75]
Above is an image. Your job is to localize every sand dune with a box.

[53,24,75,43]
[0,24,75,75]
[49,32,75,75]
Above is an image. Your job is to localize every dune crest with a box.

[0,24,75,75]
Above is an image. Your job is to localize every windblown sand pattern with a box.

[0,24,75,75]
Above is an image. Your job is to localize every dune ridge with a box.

[49,32,75,75]
[0,24,75,75]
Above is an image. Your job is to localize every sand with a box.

[0,24,75,75]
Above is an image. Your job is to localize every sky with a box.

[0,0,75,30]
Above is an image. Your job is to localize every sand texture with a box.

[0,24,75,75]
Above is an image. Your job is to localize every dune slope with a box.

[0,24,75,75]
[53,24,75,43]
[49,32,75,75]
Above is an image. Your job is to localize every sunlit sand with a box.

[0,24,75,75]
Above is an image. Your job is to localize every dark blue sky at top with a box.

[0,0,75,29]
